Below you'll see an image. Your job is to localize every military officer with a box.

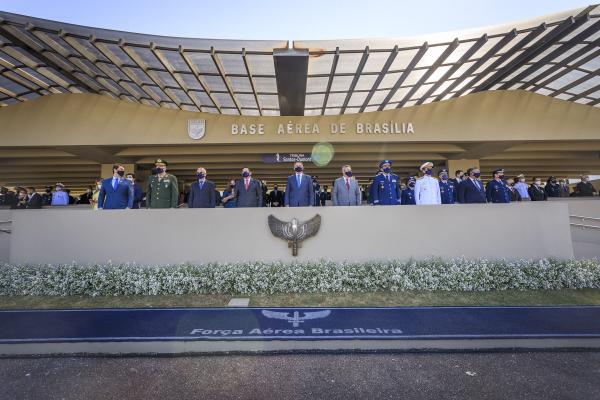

[401,177,416,205]
[415,161,441,205]
[438,169,456,204]
[485,168,511,203]
[371,160,401,205]
[147,159,179,208]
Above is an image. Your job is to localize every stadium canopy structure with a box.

[0,5,599,190]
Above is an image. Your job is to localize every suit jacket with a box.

[98,177,134,209]
[457,178,487,204]
[132,183,144,209]
[332,177,361,206]
[285,174,313,207]
[269,189,284,207]
[188,180,216,208]
[26,193,43,209]
[235,178,263,207]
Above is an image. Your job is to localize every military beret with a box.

[420,161,434,171]
[492,168,504,175]
[379,160,392,168]
[155,158,168,166]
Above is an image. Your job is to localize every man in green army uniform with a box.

[147,159,179,208]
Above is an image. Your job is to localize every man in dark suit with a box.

[449,169,464,187]
[285,161,313,207]
[126,173,144,209]
[269,184,284,207]
[235,167,263,207]
[457,168,487,204]
[98,164,134,209]
[26,187,43,209]
[188,167,216,208]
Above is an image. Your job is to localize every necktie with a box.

[245,179,249,190]
[297,175,301,188]
[199,181,204,190]
[346,179,350,191]
[112,179,117,190]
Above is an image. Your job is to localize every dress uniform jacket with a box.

[401,187,416,205]
[415,175,441,205]
[486,179,511,203]
[439,180,456,204]
[147,173,179,208]
[372,173,401,205]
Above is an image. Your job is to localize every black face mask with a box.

[274,187,278,191]
[116,170,125,177]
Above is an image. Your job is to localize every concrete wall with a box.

[3,202,574,265]
[554,198,600,259]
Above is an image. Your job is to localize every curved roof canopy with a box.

[0,5,599,115]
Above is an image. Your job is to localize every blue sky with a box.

[0,0,592,39]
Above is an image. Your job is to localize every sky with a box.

[0,0,593,40]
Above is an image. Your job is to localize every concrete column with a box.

[447,159,480,175]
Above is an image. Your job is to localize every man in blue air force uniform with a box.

[438,169,456,204]
[486,168,511,203]
[371,160,400,205]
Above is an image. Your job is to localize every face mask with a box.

[473,172,481,178]
[408,182,415,188]
[230,184,235,188]
[345,171,353,177]
[116,170,125,177]
[97,184,102,189]
[535,181,541,185]
[551,179,556,184]
[295,166,303,173]
[155,167,165,174]
[197,173,205,179]
[498,174,504,179]
[55,187,61,191]
[441,174,448,180]
[383,167,391,174]
[425,169,433,176]
[242,171,250,178]
[126,177,134,182]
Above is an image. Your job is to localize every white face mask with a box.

[97,184,102,189]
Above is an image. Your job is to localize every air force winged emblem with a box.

[262,309,331,327]
[268,214,321,256]
[187,119,206,140]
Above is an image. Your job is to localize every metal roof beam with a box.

[321,47,339,115]
[416,35,488,105]
[340,46,369,114]
[211,47,243,114]
[475,10,593,92]
[397,39,460,108]
[273,48,308,116]
[378,42,428,111]
[179,47,222,112]
[359,46,398,113]
[502,18,600,90]
[242,48,263,116]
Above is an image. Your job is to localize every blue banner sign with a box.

[262,153,312,163]
[1,306,600,343]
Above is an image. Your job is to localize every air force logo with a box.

[188,119,206,140]
[262,309,331,327]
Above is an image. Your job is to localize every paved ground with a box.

[1,351,599,399]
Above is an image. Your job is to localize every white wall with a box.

[3,202,574,265]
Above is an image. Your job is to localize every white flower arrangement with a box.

[0,258,598,297]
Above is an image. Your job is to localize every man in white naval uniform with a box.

[415,161,441,205]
